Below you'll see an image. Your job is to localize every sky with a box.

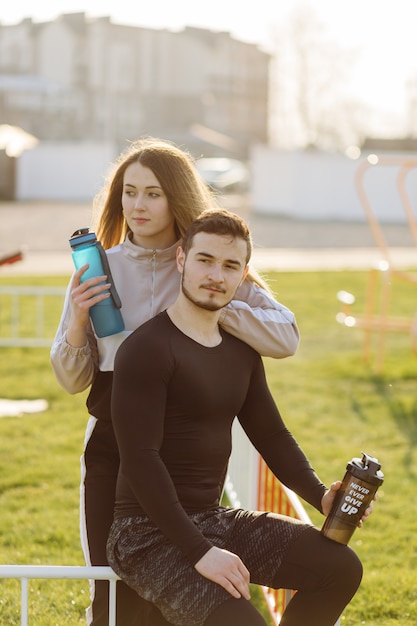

[1,0,417,138]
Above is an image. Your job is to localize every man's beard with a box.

[181,273,230,312]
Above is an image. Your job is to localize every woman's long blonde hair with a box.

[93,136,270,292]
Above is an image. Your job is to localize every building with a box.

[0,13,270,159]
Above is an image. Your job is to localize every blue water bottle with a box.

[69,228,124,337]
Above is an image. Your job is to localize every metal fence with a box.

[0,565,118,626]
[0,285,66,347]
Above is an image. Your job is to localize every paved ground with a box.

[1,198,416,274]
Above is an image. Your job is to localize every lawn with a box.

[0,268,416,624]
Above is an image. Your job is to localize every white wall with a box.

[250,144,417,223]
[16,141,117,200]
[16,142,417,222]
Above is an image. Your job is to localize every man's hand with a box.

[321,481,342,517]
[194,546,251,600]
[321,480,377,527]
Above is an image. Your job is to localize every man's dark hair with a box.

[181,208,252,264]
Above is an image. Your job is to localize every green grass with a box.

[0,269,417,624]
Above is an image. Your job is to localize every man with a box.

[107,208,366,626]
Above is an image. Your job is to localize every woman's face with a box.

[122,161,177,249]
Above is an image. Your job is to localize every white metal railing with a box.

[225,420,261,509]
[0,565,119,626]
[0,285,66,347]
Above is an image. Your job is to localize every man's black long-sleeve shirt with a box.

[111,311,326,565]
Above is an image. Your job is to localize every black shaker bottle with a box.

[69,228,124,338]
[321,452,383,545]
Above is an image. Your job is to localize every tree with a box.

[269,4,368,151]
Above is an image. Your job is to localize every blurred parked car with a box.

[195,157,250,193]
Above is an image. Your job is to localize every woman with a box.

[50,137,300,626]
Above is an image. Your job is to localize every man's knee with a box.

[332,544,363,593]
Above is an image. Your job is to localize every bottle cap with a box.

[346,452,384,486]
[69,228,97,249]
